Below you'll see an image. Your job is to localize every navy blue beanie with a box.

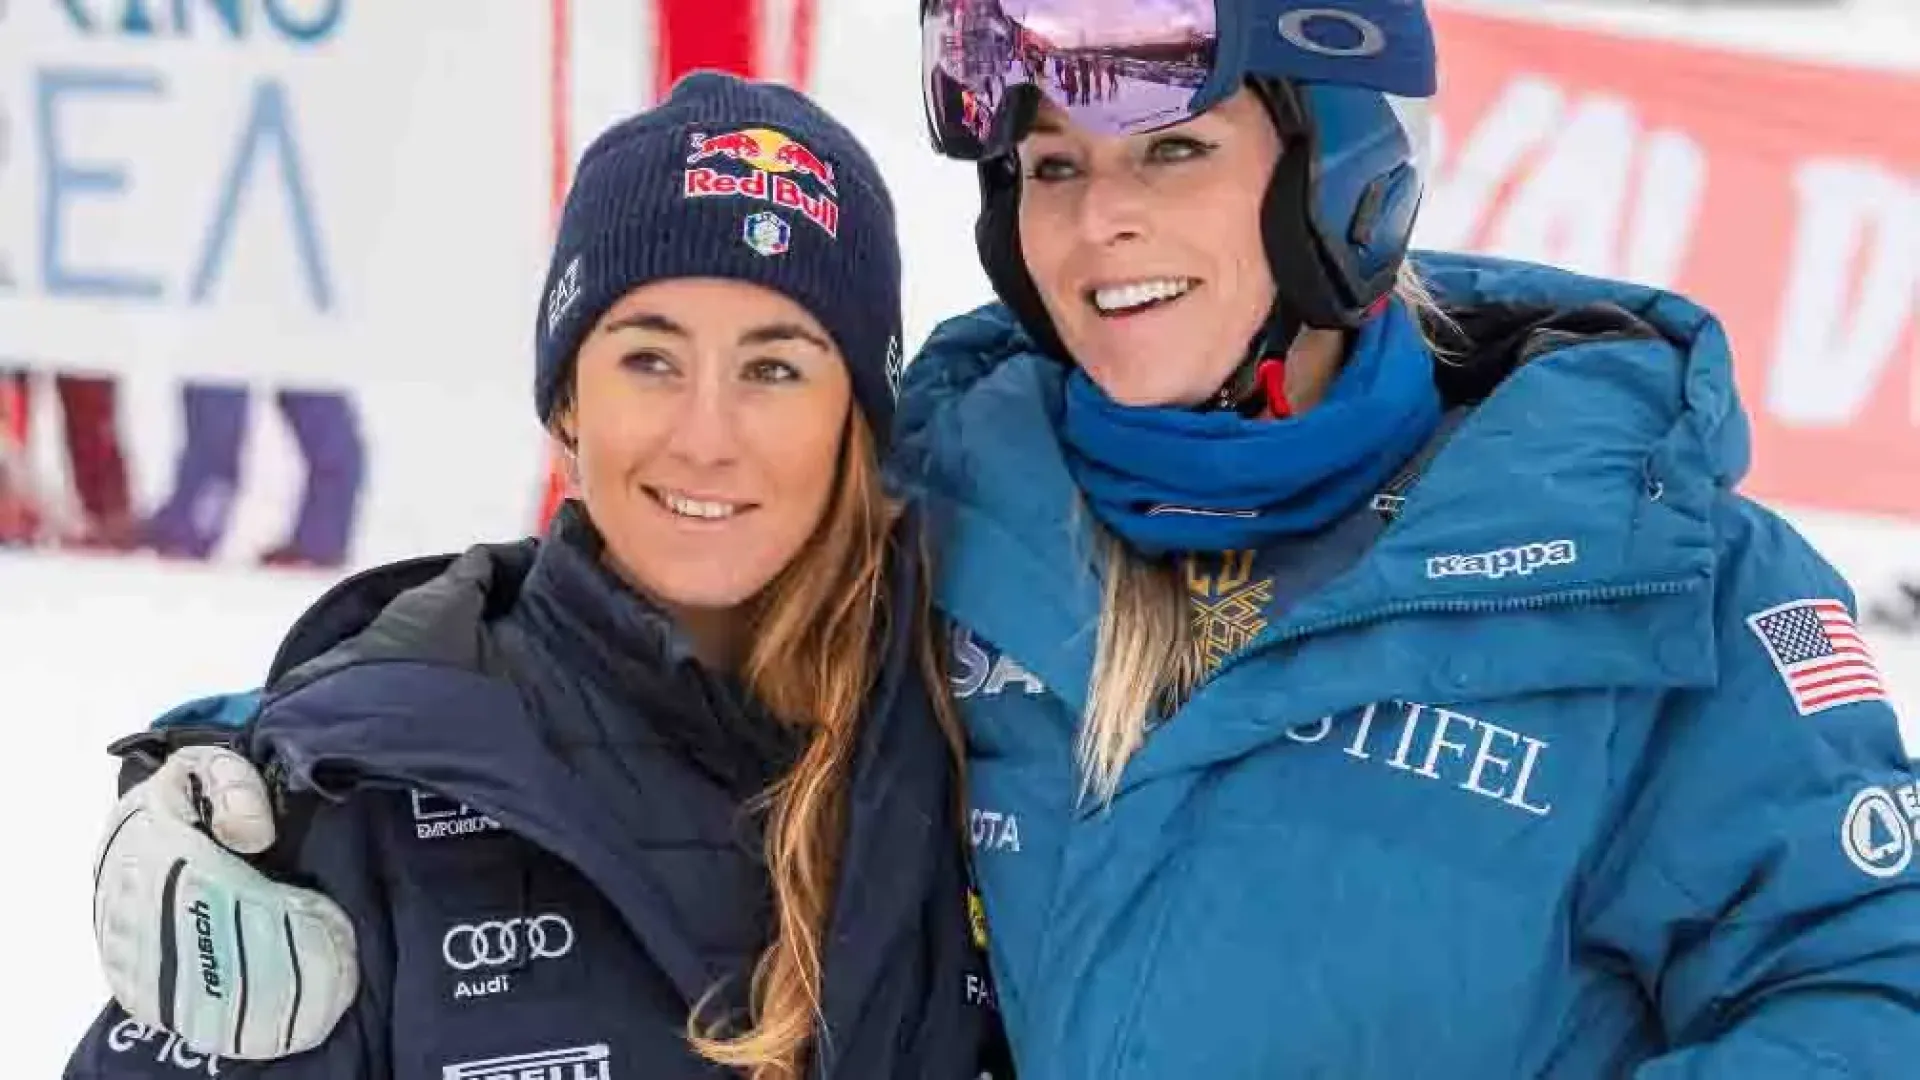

[535,71,904,446]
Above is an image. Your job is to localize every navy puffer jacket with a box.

[66,504,1004,1079]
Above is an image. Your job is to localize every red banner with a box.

[1428,9,1919,518]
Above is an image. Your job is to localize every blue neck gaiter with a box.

[1058,299,1442,557]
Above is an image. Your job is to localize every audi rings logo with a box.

[441,914,576,971]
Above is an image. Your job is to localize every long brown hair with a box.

[687,411,961,1079]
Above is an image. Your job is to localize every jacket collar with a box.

[515,502,801,798]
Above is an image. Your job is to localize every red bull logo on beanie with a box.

[684,127,840,238]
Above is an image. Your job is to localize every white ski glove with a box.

[93,745,358,1060]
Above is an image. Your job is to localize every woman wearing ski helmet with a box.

[901,0,1920,1074]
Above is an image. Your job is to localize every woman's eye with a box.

[1146,135,1215,164]
[619,350,675,375]
[744,358,802,383]
[1023,136,1211,182]
[1025,155,1079,182]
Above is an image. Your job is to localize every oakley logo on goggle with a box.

[1277,8,1389,59]
[441,915,576,971]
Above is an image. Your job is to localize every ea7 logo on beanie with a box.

[684,128,841,238]
[546,255,583,337]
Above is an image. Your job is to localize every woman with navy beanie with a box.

[66,72,1004,1080]
[82,0,1920,1076]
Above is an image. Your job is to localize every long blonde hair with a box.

[686,412,963,1080]
[1076,266,1453,805]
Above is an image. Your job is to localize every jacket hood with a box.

[265,543,532,695]
[1416,251,1750,487]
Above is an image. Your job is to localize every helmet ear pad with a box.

[973,151,1071,361]
[1254,78,1425,331]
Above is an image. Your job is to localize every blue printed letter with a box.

[171,0,245,38]
[190,78,333,312]
[58,0,97,33]
[37,68,166,300]
[264,0,343,44]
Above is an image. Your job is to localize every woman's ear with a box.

[548,411,580,485]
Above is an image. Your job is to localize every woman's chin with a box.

[1076,361,1219,409]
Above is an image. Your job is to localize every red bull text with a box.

[683,129,840,238]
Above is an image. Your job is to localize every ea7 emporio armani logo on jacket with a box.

[897,254,1920,1078]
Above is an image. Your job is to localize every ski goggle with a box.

[920,0,1225,160]
[918,0,1440,160]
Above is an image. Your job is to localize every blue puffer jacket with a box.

[892,253,1920,1079]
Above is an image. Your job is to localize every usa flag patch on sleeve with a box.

[1747,598,1888,716]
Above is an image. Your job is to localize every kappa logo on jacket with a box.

[1427,539,1578,581]
[950,627,1047,699]
[411,790,502,841]
[442,1042,611,1080]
